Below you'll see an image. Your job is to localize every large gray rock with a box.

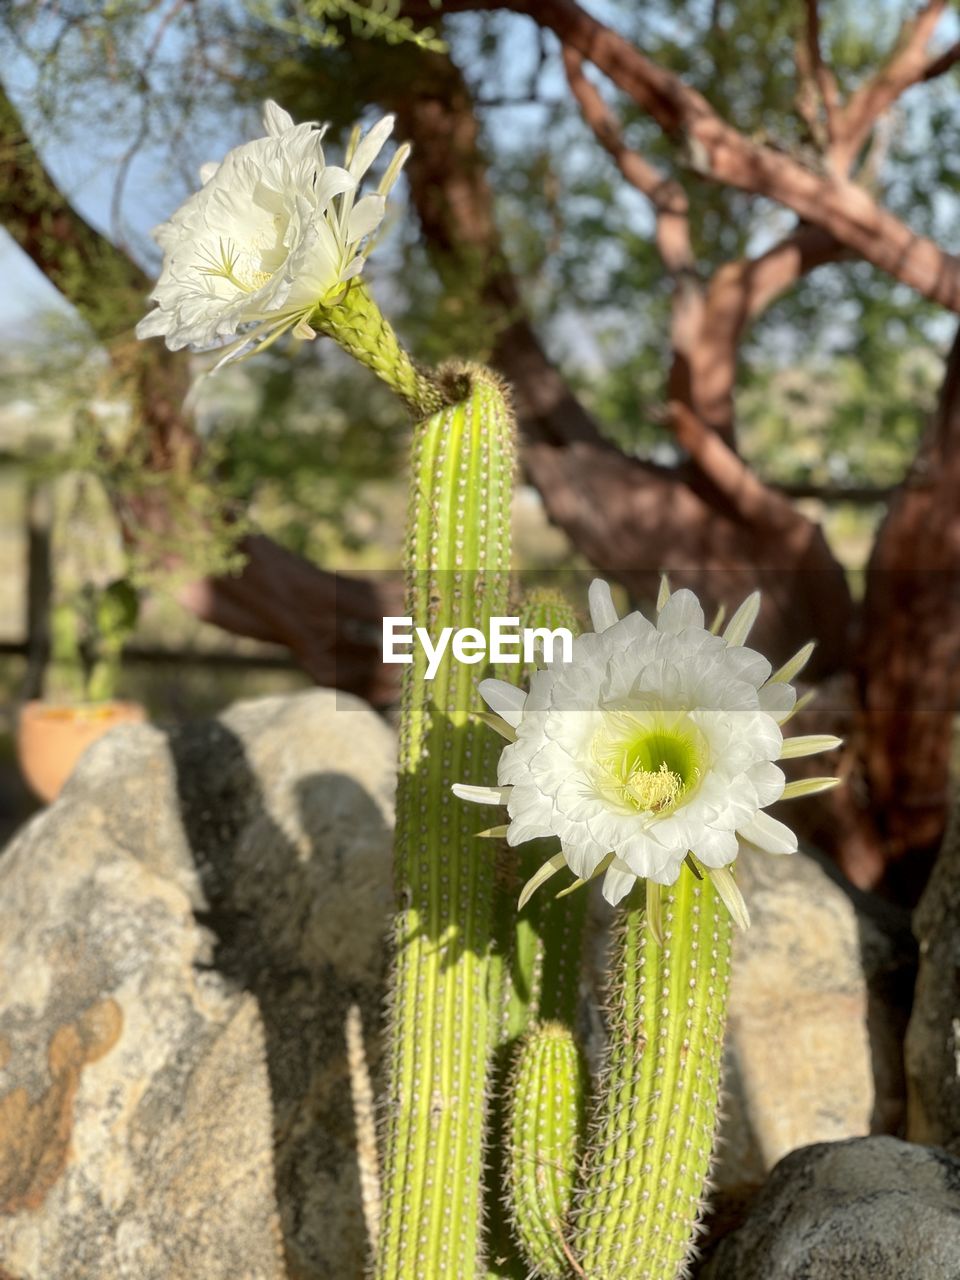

[0,691,396,1280]
[906,798,960,1152]
[704,1136,960,1279]
[714,848,915,1209]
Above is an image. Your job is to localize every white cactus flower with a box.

[136,101,409,364]
[454,578,840,930]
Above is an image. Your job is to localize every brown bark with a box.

[177,536,404,705]
[694,226,851,435]
[856,323,960,894]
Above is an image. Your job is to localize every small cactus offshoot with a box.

[506,1021,587,1279]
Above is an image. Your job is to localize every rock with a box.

[703,1135,960,1279]
[713,848,915,1215]
[906,798,960,1151]
[0,690,396,1280]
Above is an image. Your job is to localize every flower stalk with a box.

[312,279,447,417]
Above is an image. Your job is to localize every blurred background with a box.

[1,0,958,894]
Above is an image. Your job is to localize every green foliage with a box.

[250,0,445,52]
[739,345,939,487]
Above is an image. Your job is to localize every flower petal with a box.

[601,859,637,907]
[347,193,386,243]
[710,865,751,929]
[780,776,840,799]
[263,100,295,136]
[588,579,619,632]
[738,810,798,855]
[746,760,786,806]
[723,592,761,647]
[657,588,705,635]
[478,678,526,728]
[779,733,842,759]
[758,680,797,722]
[771,640,815,684]
[349,114,395,179]
[518,852,568,910]
[452,783,511,806]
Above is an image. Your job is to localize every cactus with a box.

[572,868,733,1279]
[375,364,516,1280]
[494,587,587,1044]
[506,1022,587,1279]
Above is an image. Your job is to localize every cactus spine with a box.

[506,1022,587,1279]
[572,869,733,1279]
[376,364,515,1280]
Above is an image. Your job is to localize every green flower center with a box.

[592,710,704,816]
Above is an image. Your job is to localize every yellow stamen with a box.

[624,761,683,813]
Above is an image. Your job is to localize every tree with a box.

[2,0,959,896]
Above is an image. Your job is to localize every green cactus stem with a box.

[376,365,515,1280]
[506,1021,587,1279]
[572,868,733,1279]
[313,279,448,416]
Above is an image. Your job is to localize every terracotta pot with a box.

[16,700,148,804]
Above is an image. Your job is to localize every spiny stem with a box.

[506,1022,587,1279]
[376,365,515,1280]
[572,871,733,1279]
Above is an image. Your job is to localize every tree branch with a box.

[0,81,150,338]
[833,0,948,171]
[561,45,694,275]
[919,37,960,83]
[414,0,960,312]
[796,0,840,148]
[379,39,855,670]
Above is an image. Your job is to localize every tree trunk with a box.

[855,323,960,897]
